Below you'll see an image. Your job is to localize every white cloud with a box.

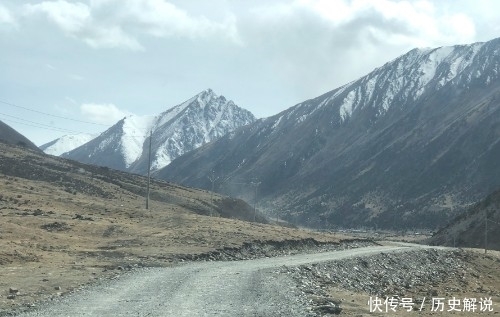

[239,0,485,104]
[0,4,16,25]
[114,0,242,43]
[4,0,500,128]
[23,0,143,51]
[83,25,144,50]
[24,0,90,33]
[253,0,477,48]
[80,103,132,124]
[444,13,476,42]
[22,0,242,50]
[68,74,84,81]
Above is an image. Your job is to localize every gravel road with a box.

[17,244,422,317]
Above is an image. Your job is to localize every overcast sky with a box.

[1,0,500,146]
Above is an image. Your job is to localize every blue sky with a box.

[1,0,500,145]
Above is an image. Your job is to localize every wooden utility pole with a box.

[207,171,218,217]
[485,210,488,254]
[146,130,152,210]
[251,181,260,222]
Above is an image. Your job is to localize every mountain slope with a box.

[0,139,346,310]
[0,119,41,152]
[157,37,500,229]
[429,188,500,251]
[40,133,96,156]
[63,89,255,173]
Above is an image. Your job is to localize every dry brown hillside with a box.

[0,142,351,312]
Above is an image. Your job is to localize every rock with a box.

[9,288,19,294]
[55,286,61,290]
[278,248,480,317]
[314,304,342,315]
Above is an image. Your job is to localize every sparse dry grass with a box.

[0,144,351,311]
[3,144,497,315]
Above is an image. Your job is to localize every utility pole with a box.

[485,210,488,254]
[207,171,219,217]
[251,180,261,222]
[146,130,152,210]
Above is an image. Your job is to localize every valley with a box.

[0,142,499,316]
[158,38,500,230]
[0,142,354,313]
[1,31,500,316]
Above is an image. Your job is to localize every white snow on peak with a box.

[98,88,253,172]
[156,96,196,128]
[334,41,487,121]
[339,90,356,120]
[271,115,284,130]
[120,115,156,167]
[196,88,218,107]
[41,133,96,156]
[155,89,219,128]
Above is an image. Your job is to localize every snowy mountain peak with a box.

[40,133,97,156]
[193,88,226,107]
[296,39,498,123]
[148,89,255,170]
[63,90,256,173]
[200,88,216,97]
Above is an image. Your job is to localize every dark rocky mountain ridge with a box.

[157,38,500,229]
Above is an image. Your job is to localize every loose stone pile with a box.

[277,249,487,316]
[179,239,376,262]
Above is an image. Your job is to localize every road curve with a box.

[18,244,423,317]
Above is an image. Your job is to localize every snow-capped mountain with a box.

[158,37,500,229]
[63,89,255,173]
[40,133,96,156]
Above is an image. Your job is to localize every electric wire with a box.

[0,117,86,134]
[1,118,83,134]
[487,218,500,226]
[0,114,154,138]
[1,113,152,137]
[0,111,84,131]
[0,99,156,138]
[0,99,110,126]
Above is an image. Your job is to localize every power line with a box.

[0,114,147,136]
[0,99,110,126]
[0,102,184,141]
[0,111,84,131]
[487,218,500,225]
[0,116,88,134]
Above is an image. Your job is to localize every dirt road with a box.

[17,245,422,317]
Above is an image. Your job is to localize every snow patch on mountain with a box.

[120,115,156,167]
[270,40,498,129]
[324,42,487,122]
[155,96,195,128]
[40,133,96,156]
[340,90,356,120]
